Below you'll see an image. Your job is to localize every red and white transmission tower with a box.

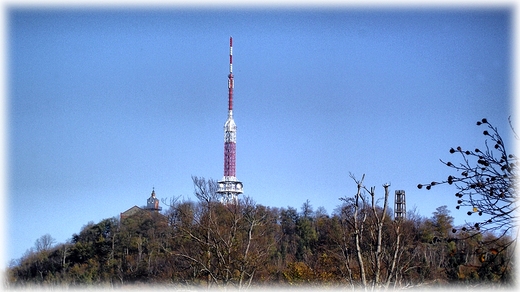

[217,37,243,203]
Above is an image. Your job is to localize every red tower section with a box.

[224,142,236,177]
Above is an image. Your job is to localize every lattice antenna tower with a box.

[394,190,406,220]
[217,37,243,203]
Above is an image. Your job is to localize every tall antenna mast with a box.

[217,36,243,203]
[228,36,234,111]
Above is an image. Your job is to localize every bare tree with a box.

[342,174,404,290]
[34,234,56,253]
[341,173,368,289]
[301,199,313,218]
[384,219,402,289]
[418,118,517,245]
[164,176,275,288]
[192,176,218,287]
[369,183,389,289]
[161,176,220,286]
[238,196,272,289]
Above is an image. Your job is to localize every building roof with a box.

[120,205,142,219]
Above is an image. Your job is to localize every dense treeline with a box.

[6,177,514,289]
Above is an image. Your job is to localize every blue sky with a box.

[5,6,514,266]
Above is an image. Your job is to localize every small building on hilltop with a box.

[120,205,142,220]
[120,188,163,221]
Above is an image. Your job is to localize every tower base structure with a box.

[217,176,243,204]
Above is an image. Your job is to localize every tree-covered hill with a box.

[6,177,513,289]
